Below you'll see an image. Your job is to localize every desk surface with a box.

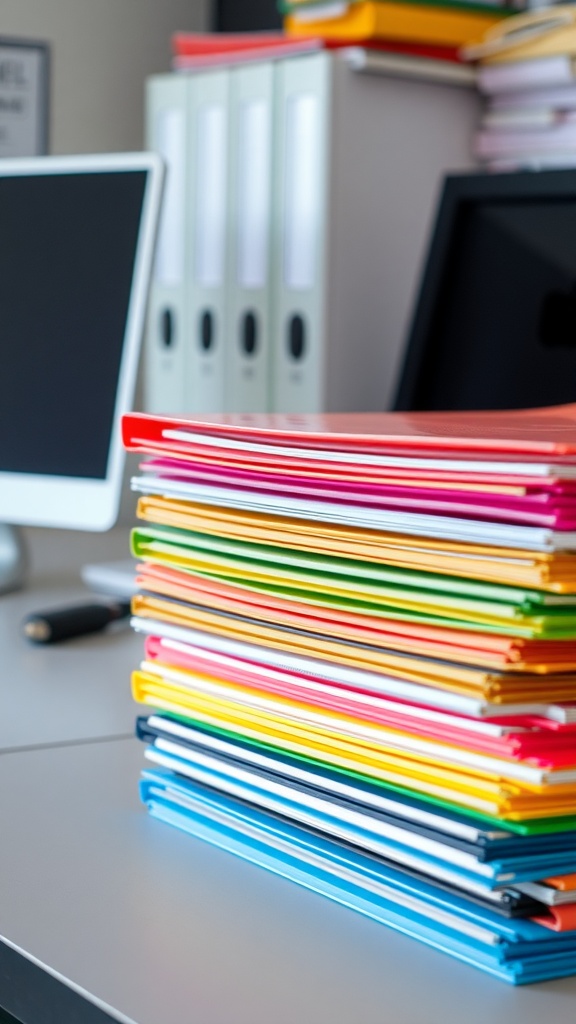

[2,528,576,1024]
[1,527,139,753]
[3,738,576,1024]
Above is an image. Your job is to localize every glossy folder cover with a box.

[122,403,576,456]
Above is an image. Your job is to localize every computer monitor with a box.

[394,169,576,412]
[0,152,164,590]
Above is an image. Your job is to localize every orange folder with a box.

[136,496,576,594]
[132,587,576,697]
[546,873,576,891]
[532,905,576,932]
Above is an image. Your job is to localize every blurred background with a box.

[214,0,281,30]
[0,1,285,155]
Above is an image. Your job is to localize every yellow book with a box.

[285,0,506,47]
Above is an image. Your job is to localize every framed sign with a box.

[0,38,50,157]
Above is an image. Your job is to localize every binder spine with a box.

[185,69,230,413]
[144,74,189,414]
[225,62,275,413]
[271,52,332,414]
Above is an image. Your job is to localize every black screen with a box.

[0,170,147,478]
[214,0,282,30]
[397,191,576,411]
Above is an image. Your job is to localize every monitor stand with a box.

[0,525,27,593]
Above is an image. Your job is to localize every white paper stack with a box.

[464,7,576,169]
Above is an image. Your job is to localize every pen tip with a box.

[23,618,52,642]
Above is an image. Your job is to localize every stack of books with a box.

[123,403,576,983]
[169,26,484,89]
[282,0,512,61]
[465,5,576,169]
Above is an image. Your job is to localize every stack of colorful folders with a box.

[123,403,576,983]
[465,5,576,170]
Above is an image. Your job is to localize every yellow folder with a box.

[132,669,576,821]
[285,0,506,46]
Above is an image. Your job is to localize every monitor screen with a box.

[0,170,146,478]
[395,171,576,412]
[0,153,163,530]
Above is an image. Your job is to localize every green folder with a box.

[164,712,576,837]
[132,525,576,638]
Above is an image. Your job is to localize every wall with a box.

[0,0,210,153]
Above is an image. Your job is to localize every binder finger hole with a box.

[241,311,258,356]
[288,314,306,361]
[160,308,174,348]
[200,309,215,351]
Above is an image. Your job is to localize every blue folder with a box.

[136,716,576,880]
[140,767,576,984]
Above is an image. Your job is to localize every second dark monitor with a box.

[395,170,576,412]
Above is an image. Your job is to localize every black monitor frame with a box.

[394,169,576,412]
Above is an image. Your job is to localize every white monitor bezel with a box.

[0,151,164,531]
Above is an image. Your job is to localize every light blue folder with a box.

[140,767,576,984]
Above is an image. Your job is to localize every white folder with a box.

[271,52,331,414]
[224,62,275,413]
[185,68,230,413]
[144,74,189,414]
[270,51,480,414]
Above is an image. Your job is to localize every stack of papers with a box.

[123,403,576,982]
[170,31,326,71]
[170,30,469,73]
[464,5,576,170]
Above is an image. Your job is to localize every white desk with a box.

[2,528,576,1024]
[0,528,140,753]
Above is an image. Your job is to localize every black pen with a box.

[22,600,132,644]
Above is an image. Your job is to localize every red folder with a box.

[171,30,462,63]
[532,905,576,932]
[123,404,576,458]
